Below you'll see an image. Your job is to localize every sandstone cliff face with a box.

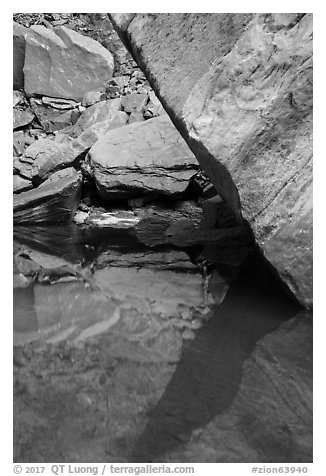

[110,13,313,308]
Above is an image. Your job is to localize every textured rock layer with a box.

[110,13,313,307]
[14,139,77,184]
[86,115,199,199]
[13,168,82,224]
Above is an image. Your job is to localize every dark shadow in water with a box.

[14,225,152,265]
[13,225,182,266]
[131,257,300,462]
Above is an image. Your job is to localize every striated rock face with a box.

[85,115,199,199]
[110,13,313,308]
[24,25,114,101]
[13,168,82,225]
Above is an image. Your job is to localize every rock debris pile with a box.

[13,13,247,265]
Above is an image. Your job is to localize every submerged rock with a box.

[24,25,114,101]
[110,13,313,307]
[97,249,198,272]
[13,168,82,225]
[94,266,204,318]
[85,115,199,199]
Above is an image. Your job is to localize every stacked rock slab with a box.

[13,168,82,225]
[14,139,77,184]
[110,13,313,308]
[85,115,199,199]
[22,25,114,101]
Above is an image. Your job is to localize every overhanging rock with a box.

[110,13,313,308]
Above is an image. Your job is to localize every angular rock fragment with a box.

[13,21,28,89]
[69,112,129,158]
[81,89,106,107]
[85,115,199,199]
[13,107,35,130]
[14,138,76,183]
[13,131,34,156]
[30,98,79,132]
[66,98,122,138]
[24,25,114,101]
[109,75,129,90]
[128,112,145,124]
[13,90,25,108]
[13,175,33,194]
[121,92,148,113]
[41,96,79,109]
[13,168,82,225]
[144,90,166,118]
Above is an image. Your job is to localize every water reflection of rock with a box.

[131,276,306,462]
[13,226,312,463]
[13,249,207,345]
[13,285,38,333]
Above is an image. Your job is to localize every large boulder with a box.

[23,25,114,101]
[85,115,199,199]
[110,13,313,308]
[13,168,82,224]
